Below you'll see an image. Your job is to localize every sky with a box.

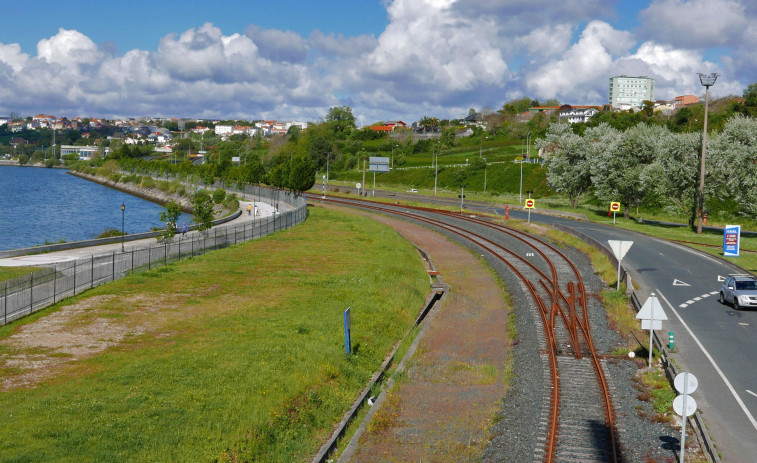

[1,0,754,125]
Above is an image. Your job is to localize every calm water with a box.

[0,166,192,251]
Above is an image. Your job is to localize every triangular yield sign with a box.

[608,240,633,261]
[637,293,668,321]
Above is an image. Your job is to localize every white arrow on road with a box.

[718,275,726,282]
[673,279,691,286]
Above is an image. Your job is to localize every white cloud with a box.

[639,0,748,48]
[0,1,755,122]
[0,43,29,72]
[37,28,102,67]
[514,24,574,59]
[526,21,634,103]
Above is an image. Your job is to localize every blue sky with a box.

[0,0,753,123]
[2,1,390,54]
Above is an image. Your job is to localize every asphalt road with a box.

[366,189,755,463]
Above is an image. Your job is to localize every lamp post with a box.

[696,73,718,234]
[460,184,466,212]
[520,131,531,203]
[120,203,126,252]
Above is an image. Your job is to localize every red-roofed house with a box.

[370,121,407,132]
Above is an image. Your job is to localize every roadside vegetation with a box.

[0,207,430,462]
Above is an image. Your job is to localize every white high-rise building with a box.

[609,75,655,110]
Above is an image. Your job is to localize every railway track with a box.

[318,197,620,462]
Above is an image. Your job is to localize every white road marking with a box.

[673,279,691,286]
[718,275,726,282]
[657,289,757,432]
[680,304,688,308]
[739,323,749,326]
[747,390,757,398]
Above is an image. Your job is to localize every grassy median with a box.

[0,207,429,462]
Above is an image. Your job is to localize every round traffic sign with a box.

[673,394,697,417]
[525,199,534,208]
[356,183,362,189]
[610,202,620,211]
[674,372,698,394]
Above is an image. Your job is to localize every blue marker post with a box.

[344,307,352,355]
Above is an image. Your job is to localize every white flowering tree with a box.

[709,115,757,219]
[640,131,701,217]
[590,124,666,218]
[537,123,592,208]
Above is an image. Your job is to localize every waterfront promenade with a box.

[0,199,279,267]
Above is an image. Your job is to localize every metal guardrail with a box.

[1,187,307,326]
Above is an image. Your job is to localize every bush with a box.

[212,188,227,204]
[96,227,124,238]
[140,177,155,189]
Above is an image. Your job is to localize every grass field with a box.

[0,266,42,282]
[0,207,430,462]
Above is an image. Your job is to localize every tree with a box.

[538,122,593,208]
[709,114,757,219]
[325,106,356,135]
[192,190,215,235]
[158,201,181,241]
[288,153,316,192]
[590,124,665,218]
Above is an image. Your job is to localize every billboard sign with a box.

[723,225,741,257]
[369,157,390,172]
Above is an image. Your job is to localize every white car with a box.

[408,188,418,193]
[720,274,757,310]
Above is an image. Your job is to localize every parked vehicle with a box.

[720,274,757,310]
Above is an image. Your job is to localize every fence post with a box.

[30,271,34,314]
[53,264,57,304]
[91,255,94,289]
[112,251,115,282]
[4,280,7,325]
[74,259,77,296]
[164,241,167,266]
[149,246,152,270]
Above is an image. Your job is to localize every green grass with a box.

[0,207,430,462]
[0,266,42,282]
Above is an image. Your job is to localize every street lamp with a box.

[520,131,531,203]
[696,72,718,234]
[120,203,126,252]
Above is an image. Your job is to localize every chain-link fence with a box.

[1,188,307,326]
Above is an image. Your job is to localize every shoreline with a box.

[68,171,194,213]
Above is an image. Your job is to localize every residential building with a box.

[609,75,655,110]
[557,105,601,124]
[0,116,9,126]
[60,145,110,160]
[370,121,407,132]
[215,125,233,136]
[674,94,701,109]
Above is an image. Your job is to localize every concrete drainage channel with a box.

[312,246,448,463]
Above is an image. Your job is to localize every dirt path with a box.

[344,210,513,462]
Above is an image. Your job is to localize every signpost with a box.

[369,157,390,197]
[608,240,633,290]
[723,224,741,257]
[356,182,362,196]
[673,372,698,463]
[610,202,620,224]
[636,292,668,366]
[524,198,535,223]
[344,308,352,355]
